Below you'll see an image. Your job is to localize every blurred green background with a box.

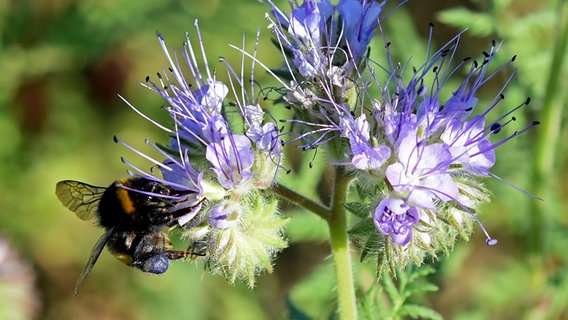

[1,0,566,319]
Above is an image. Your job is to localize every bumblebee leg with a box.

[161,198,208,227]
[165,249,204,260]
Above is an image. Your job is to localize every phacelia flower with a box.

[441,115,496,176]
[117,21,288,286]
[340,113,391,171]
[355,32,537,271]
[205,133,255,189]
[385,127,459,210]
[374,198,419,246]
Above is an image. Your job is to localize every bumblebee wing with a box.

[55,180,106,220]
[74,227,115,295]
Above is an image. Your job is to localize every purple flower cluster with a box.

[117,21,287,286]
[368,37,536,246]
[267,1,536,250]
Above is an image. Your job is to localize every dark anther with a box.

[490,123,502,134]
[500,93,505,99]
[145,76,150,82]
[385,42,391,48]
[429,22,435,28]
[525,97,531,104]
[512,55,517,62]
[169,67,173,72]
[417,85,426,96]
[512,116,516,121]
[533,121,541,126]
[157,72,162,79]
[482,51,490,58]
[113,135,119,143]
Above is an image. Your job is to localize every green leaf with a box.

[359,233,381,262]
[408,265,436,282]
[348,217,375,235]
[344,202,371,218]
[406,282,439,295]
[382,274,400,306]
[400,304,443,320]
[360,285,380,320]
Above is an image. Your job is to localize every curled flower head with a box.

[337,0,385,59]
[260,0,389,156]
[270,0,333,78]
[269,0,384,74]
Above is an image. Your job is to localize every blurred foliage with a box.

[360,266,442,320]
[0,0,566,319]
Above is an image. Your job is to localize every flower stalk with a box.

[272,168,356,320]
[328,166,356,320]
[271,183,330,220]
[272,168,356,319]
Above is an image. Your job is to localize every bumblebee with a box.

[55,178,203,294]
